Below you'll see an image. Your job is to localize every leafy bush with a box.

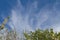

[24,29,60,40]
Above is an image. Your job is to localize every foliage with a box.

[24,29,60,40]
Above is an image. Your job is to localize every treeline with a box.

[24,29,60,40]
[0,28,60,40]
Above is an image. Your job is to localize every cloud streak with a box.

[8,0,60,33]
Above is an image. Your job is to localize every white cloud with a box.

[51,24,60,33]
[8,0,60,34]
[9,10,34,33]
[8,0,49,33]
[8,0,39,33]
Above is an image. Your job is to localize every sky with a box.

[0,0,60,33]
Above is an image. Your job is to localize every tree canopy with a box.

[24,29,60,40]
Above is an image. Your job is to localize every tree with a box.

[24,28,60,40]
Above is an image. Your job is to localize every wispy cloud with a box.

[8,0,60,33]
[8,0,40,33]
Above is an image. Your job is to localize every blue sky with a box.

[0,0,60,33]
